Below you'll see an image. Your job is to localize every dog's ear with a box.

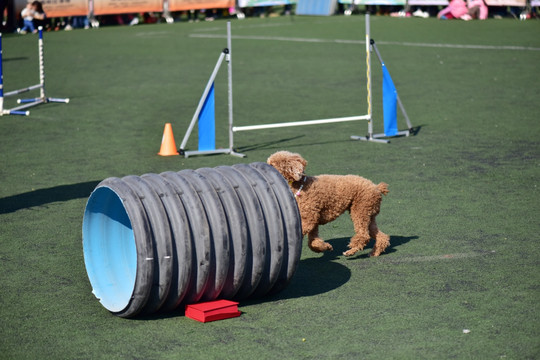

[267,152,280,169]
[267,151,296,181]
[267,152,285,173]
[298,155,307,169]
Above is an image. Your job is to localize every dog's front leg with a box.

[307,227,333,253]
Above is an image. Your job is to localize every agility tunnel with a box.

[82,163,302,318]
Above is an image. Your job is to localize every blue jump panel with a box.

[382,64,398,137]
[198,83,216,151]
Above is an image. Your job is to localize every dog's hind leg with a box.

[307,226,333,253]
[368,216,390,257]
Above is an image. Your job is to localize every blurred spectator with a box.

[283,4,292,15]
[437,0,469,19]
[19,1,45,34]
[142,12,159,24]
[187,9,200,22]
[65,16,90,30]
[1,0,16,32]
[73,16,90,28]
[253,6,266,17]
[20,2,35,33]
[31,1,46,27]
[204,8,217,21]
[390,6,432,18]
[437,0,488,19]
[466,0,488,19]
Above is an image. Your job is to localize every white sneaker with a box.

[413,9,429,18]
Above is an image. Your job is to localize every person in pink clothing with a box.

[467,0,488,19]
[437,0,488,19]
[437,0,469,19]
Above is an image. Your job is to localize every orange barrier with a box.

[93,0,163,15]
[168,0,234,11]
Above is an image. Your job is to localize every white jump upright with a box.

[179,14,412,158]
[0,27,69,116]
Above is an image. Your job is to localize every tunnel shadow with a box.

[137,255,353,321]
[0,180,101,214]
[265,256,352,301]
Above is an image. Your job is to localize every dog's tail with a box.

[377,182,389,195]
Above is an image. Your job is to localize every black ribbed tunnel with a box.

[82,162,302,317]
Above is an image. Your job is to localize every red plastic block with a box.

[185,300,241,323]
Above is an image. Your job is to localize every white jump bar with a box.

[233,114,370,132]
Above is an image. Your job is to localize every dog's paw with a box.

[309,239,333,253]
[343,248,358,257]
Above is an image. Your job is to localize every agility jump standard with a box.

[0,27,69,116]
[179,22,244,158]
[350,36,412,142]
[179,15,412,158]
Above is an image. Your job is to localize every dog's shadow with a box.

[254,234,418,302]
[321,234,419,260]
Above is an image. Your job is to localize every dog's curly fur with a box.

[267,150,390,257]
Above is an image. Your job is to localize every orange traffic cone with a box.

[158,123,179,156]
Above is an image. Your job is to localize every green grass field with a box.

[1,15,539,359]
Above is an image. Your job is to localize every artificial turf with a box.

[0,14,539,359]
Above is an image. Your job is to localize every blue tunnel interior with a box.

[82,186,137,313]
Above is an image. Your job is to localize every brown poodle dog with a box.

[267,151,390,257]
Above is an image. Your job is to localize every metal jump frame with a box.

[180,21,243,158]
[0,26,69,116]
[179,14,412,158]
